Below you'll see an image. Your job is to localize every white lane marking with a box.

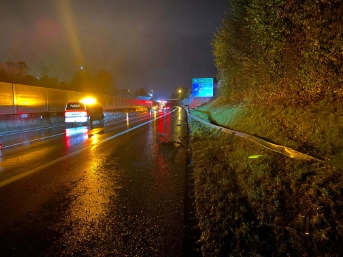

[0,124,66,137]
[0,110,175,188]
[0,112,155,148]
[1,113,149,149]
[0,112,146,137]
[1,133,65,149]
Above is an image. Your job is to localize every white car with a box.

[64,101,104,126]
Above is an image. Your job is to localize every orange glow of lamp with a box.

[80,97,96,105]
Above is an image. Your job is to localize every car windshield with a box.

[66,102,85,110]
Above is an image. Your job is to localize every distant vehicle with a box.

[64,99,104,127]
[150,105,158,113]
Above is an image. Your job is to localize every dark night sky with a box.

[0,0,228,99]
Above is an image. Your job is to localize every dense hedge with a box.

[213,0,343,106]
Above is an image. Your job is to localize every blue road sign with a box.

[192,78,214,97]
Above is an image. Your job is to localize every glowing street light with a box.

[80,97,96,105]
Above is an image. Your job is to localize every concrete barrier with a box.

[0,112,65,133]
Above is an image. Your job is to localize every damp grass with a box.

[192,97,343,164]
[189,98,343,256]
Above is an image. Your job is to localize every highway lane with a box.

[0,107,188,256]
[0,112,145,151]
[0,111,157,183]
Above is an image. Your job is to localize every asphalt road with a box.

[0,107,191,256]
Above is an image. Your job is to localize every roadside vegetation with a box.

[0,62,115,95]
[190,97,343,256]
[190,0,343,256]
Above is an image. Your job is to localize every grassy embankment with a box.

[189,96,343,256]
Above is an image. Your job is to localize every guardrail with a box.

[0,82,152,115]
[187,109,322,162]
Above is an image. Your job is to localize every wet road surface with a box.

[0,108,190,256]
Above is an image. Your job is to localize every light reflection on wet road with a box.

[0,108,188,256]
[0,112,156,183]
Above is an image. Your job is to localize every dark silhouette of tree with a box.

[171,87,190,99]
[57,81,69,90]
[33,65,63,88]
[0,61,116,95]
[22,74,39,86]
[94,69,114,94]
[70,67,93,92]
[68,68,115,94]
[0,61,32,83]
[38,77,59,88]
[38,65,50,79]
[134,88,149,97]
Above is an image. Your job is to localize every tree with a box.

[94,69,113,94]
[0,61,30,83]
[134,88,149,97]
[38,77,59,88]
[38,65,50,79]
[70,67,93,92]
[213,0,343,105]
[68,68,115,94]
[22,74,39,86]
[35,65,60,88]
[171,88,190,99]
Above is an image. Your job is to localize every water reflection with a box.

[0,144,57,179]
[68,158,108,224]
[65,126,89,137]
[61,152,118,244]
[64,127,90,147]
[149,108,184,199]
[177,107,182,121]
[157,112,171,136]
[89,133,99,144]
[126,113,129,129]
[0,130,47,148]
[155,111,180,165]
